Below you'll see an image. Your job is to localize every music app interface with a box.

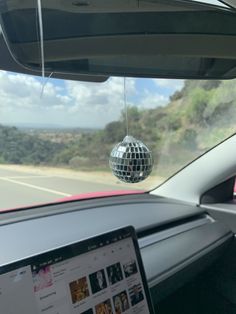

[0,236,151,314]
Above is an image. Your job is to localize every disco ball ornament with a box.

[109,135,153,183]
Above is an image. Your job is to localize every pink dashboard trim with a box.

[0,190,145,212]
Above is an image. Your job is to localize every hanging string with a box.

[37,0,50,98]
[37,0,45,80]
[124,77,129,136]
[40,72,54,98]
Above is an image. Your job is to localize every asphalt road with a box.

[0,167,129,210]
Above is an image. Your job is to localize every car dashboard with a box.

[0,193,232,312]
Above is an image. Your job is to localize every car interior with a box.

[0,0,236,313]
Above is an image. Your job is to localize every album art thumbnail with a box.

[89,269,107,294]
[95,299,113,314]
[106,262,123,285]
[123,260,138,278]
[129,284,144,306]
[69,276,90,304]
[32,265,53,292]
[113,290,130,314]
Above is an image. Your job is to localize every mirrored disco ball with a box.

[109,135,153,183]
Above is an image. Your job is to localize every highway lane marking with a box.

[0,175,53,179]
[0,177,72,197]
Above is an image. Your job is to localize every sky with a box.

[0,70,184,128]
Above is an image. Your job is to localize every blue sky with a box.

[0,71,184,128]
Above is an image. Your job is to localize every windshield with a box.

[0,72,235,210]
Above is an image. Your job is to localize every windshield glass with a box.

[0,72,235,210]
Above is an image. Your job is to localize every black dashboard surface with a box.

[0,194,232,289]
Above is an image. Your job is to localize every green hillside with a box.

[0,79,235,177]
[52,80,236,175]
[0,126,64,165]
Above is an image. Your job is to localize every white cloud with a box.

[0,71,175,128]
[0,71,64,110]
[153,79,184,91]
[66,77,135,108]
[64,77,136,126]
[138,89,169,109]
[0,71,70,126]
[0,72,138,127]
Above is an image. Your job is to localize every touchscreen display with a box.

[0,226,153,314]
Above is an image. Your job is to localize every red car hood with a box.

[56,190,145,202]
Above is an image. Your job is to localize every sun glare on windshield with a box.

[0,72,235,210]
